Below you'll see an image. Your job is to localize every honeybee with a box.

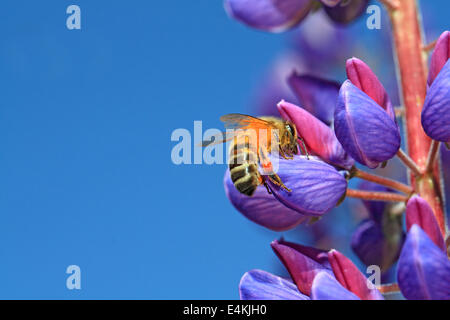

[200,114,308,196]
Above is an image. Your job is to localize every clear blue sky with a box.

[0,1,448,299]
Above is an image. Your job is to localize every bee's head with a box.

[281,121,299,156]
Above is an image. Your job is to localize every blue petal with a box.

[422,60,450,143]
[224,171,307,231]
[311,272,360,300]
[267,156,348,216]
[397,225,450,300]
[239,269,310,300]
[334,80,401,168]
[224,0,312,32]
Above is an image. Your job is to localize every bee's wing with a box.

[197,131,239,147]
[220,114,275,130]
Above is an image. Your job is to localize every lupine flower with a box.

[334,58,401,168]
[351,183,404,272]
[421,31,450,143]
[397,196,450,300]
[224,0,369,33]
[239,239,384,300]
[224,100,350,231]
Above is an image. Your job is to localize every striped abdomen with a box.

[228,136,261,196]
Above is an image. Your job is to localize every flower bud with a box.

[397,225,450,300]
[334,80,401,168]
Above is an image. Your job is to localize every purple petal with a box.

[397,225,450,300]
[428,31,450,86]
[224,0,312,32]
[271,240,332,295]
[406,196,446,252]
[277,239,331,268]
[421,60,450,143]
[278,100,354,169]
[266,156,348,216]
[311,271,360,300]
[288,72,340,125]
[346,57,395,121]
[351,219,402,271]
[324,0,369,25]
[328,249,384,300]
[239,269,310,300]
[334,80,401,168]
[224,171,308,231]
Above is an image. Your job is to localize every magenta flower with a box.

[239,239,384,300]
[422,31,450,143]
[224,0,369,33]
[334,58,401,168]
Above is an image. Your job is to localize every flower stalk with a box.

[387,0,446,236]
[346,189,408,203]
[352,167,413,195]
[424,140,440,174]
[396,149,422,177]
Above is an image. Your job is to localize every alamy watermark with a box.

[170,121,282,172]
[66,265,81,290]
[66,5,81,30]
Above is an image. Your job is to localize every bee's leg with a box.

[279,148,293,160]
[257,173,272,195]
[268,174,292,193]
[263,181,272,195]
[299,137,310,160]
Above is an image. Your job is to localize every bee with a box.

[200,114,308,196]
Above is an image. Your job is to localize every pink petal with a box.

[277,100,354,169]
[405,195,446,252]
[328,249,384,300]
[346,57,395,121]
[428,31,450,86]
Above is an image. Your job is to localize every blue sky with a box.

[0,1,448,299]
